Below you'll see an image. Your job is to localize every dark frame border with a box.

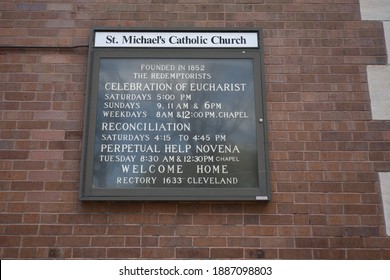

[79,28,270,201]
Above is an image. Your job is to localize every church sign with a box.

[79,28,270,201]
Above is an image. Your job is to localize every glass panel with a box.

[92,58,258,189]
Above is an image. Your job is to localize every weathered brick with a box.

[176,248,209,259]
[141,237,158,247]
[22,236,56,247]
[28,171,61,181]
[210,248,243,259]
[39,225,73,235]
[107,248,140,258]
[175,225,209,236]
[0,171,27,180]
[72,248,107,258]
[0,151,29,160]
[193,214,226,225]
[193,237,226,247]
[1,0,389,260]
[106,225,140,236]
[13,161,45,170]
[244,226,277,236]
[210,225,243,236]
[29,151,63,160]
[141,248,174,258]
[313,249,346,259]
[279,249,313,259]
[91,236,125,247]
[10,181,44,191]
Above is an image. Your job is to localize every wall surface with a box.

[360,0,390,236]
[1,0,390,259]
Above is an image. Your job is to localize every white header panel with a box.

[94,31,259,48]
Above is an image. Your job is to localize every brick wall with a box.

[1,0,390,259]
[360,0,390,236]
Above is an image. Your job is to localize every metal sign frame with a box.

[80,28,270,201]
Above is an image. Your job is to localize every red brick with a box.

[22,236,56,247]
[143,202,177,213]
[310,204,345,215]
[31,130,64,140]
[176,226,209,236]
[261,237,295,248]
[193,237,226,247]
[48,141,80,150]
[91,236,125,247]
[0,171,27,180]
[140,236,157,247]
[370,142,390,151]
[312,226,346,237]
[125,237,140,247]
[345,227,380,237]
[227,215,243,225]
[13,161,45,170]
[72,248,107,258]
[7,202,41,213]
[0,151,29,159]
[28,171,61,181]
[0,161,13,172]
[50,121,81,130]
[310,182,343,192]
[37,214,58,224]
[45,182,78,191]
[107,225,140,236]
[15,140,47,150]
[160,237,192,247]
[18,248,40,259]
[41,202,77,213]
[327,215,358,226]
[327,193,362,204]
[260,214,293,225]
[39,225,73,235]
[23,214,41,223]
[1,248,20,258]
[277,182,309,192]
[17,121,49,129]
[246,248,278,259]
[228,237,260,247]
[323,171,357,182]
[124,213,158,225]
[338,141,369,151]
[295,193,327,204]
[0,214,23,224]
[176,248,209,259]
[344,205,378,215]
[73,225,107,235]
[295,238,329,248]
[1,236,21,247]
[0,0,389,260]
[279,249,313,259]
[346,249,384,260]
[210,225,243,236]
[26,191,62,202]
[364,238,390,248]
[193,214,226,225]
[244,226,277,236]
[64,131,82,140]
[210,248,243,259]
[107,248,141,258]
[142,248,174,258]
[313,249,346,259]
[2,191,25,202]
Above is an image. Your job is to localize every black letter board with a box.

[80,28,270,201]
